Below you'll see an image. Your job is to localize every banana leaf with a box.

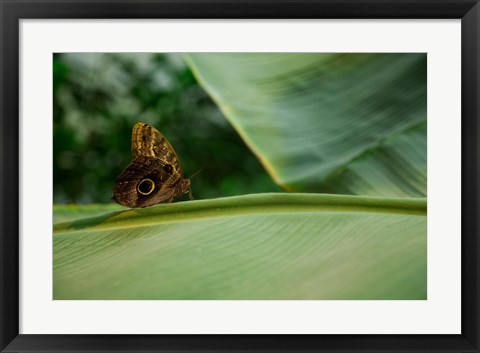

[185,53,427,197]
[53,194,426,300]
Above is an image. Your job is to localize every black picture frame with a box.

[1,1,479,352]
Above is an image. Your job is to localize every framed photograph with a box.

[1,0,478,352]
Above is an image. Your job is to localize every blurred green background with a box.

[53,53,282,204]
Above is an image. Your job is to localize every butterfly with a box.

[112,122,192,208]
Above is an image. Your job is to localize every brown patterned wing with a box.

[131,122,182,174]
[113,155,183,208]
[113,122,191,208]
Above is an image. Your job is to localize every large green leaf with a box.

[53,204,124,223]
[54,194,426,300]
[185,54,426,197]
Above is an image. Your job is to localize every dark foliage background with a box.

[53,53,281,204]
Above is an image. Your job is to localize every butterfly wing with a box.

[113,122,187,208]
[113,155,181,208]
[131,122,182,174]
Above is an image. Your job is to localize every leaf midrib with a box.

[54,193,427,234]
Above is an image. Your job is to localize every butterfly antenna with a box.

[189,168,203,179]
[186,169,202,201]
